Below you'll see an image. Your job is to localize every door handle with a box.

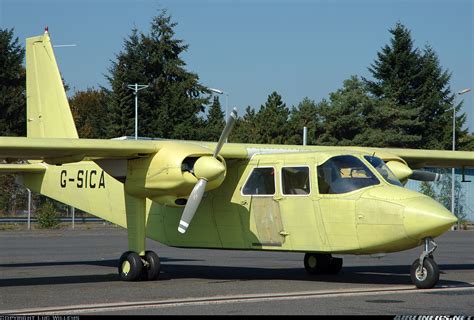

[273,196,283,201]
[240,200,248,205]
[279,230,290,236]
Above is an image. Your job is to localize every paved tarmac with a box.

[0,226,473,315]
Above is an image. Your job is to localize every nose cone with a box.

[193,156,226,181]
[404,196,457,240]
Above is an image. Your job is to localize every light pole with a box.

[303,126,308,146]
[209,87,229,120]
[452,88,471,229]
[26,188,31,230]
[127,83,149,140]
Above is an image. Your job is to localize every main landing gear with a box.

[410,237,439,289]
[304,253,343,275]
[118,251,161,281]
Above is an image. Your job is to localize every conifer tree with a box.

[364,23,423,148]
[201,96,225,141]
[255,92,289,144]
[318,76,369,146]
[106,10,209,139]
[231,106,259,143]
[287,98,323,145]
[418,46,467,149]
[0,28,29,215]
[365,22,466,149]
[0,28,25,136]
[105,29,143,138]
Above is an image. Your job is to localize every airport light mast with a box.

[452,88,471,229]
[127,83,149,140]
[209,87,229,121]
[209,87,230,142]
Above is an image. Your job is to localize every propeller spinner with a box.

[178,108,238,234]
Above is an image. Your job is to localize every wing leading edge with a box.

[0,137,160,164]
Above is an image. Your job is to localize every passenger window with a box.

[282,167,310,195]
[317,155,380,194]
[242,167,275,195]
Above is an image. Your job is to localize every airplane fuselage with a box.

[19,149,454,256]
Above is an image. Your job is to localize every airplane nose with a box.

[404,196,457,240]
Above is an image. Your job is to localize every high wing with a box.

[0,137,159,164]
[373,148,474,169]
[1,136,473,169]
[215,143,474,169]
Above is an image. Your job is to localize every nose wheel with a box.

[410,237,439,289]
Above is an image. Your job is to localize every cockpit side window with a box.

[281,166,310,195]
[317,155,380,194]
[242,167,276,195]
[364,156,403,186]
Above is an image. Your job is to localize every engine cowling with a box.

[124,142,226,207]
[386,160,413,185]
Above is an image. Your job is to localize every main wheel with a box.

[304,253,330,275]
[118,251,143,281]
[410,257,439,289]
[327,257,343,275]
[141,251,161,281]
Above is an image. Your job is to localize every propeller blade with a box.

[213,108,238,157]
[178,179,207,234]
[411,170,442,182]
[179,109,237,233]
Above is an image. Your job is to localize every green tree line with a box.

[1,12,473,219]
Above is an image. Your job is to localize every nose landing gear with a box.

[410,237,439,289]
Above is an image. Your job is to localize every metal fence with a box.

[0,217,104,223]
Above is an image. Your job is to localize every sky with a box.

[1,0,473,132]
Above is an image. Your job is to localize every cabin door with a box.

[236,159,286,248]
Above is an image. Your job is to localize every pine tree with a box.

[0,28,29,216]
[365,22,466,149]
[417,46,468,149]
[287,98,323,145]
[105,28,143,138]
[318,76,369,146]
[364,23,423,148]
[106,10,209,140]
[0,28,25,136]
[201,96,225,141]
[231,106,259,143]
[255,92,290,144]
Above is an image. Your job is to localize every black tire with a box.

[304,253,330,275]
[141,251,161,281]
[410,257,439,289]
[118,252,143,281]
[327,257,343,275]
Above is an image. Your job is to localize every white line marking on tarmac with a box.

[3,283,474,315]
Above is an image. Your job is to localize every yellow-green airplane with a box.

[1,30,468,289]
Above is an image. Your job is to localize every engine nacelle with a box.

[124,142,226,207]
[386,160,413,185]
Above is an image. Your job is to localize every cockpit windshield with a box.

[317,155,380,194]
[364,155,403,187]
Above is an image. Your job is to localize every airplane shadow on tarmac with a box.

[0,260,473,288]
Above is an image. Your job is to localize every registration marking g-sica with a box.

[60,170,106,189]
